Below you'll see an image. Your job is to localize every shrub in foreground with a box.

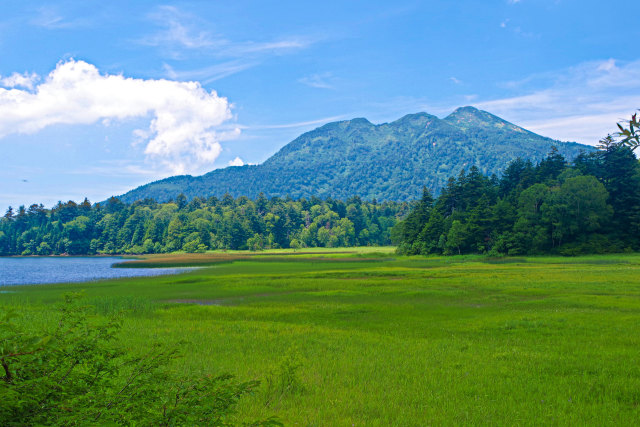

[0,295,280,426]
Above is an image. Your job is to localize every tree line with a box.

[0,194,409,256]
[396,136,640,256]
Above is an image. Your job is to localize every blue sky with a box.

[1,0,639,211]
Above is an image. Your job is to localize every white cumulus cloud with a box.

[0,59,237,174]
[228,156,244,166]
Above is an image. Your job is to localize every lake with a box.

[0,256,190,286]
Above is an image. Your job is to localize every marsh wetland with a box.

[2,248,640,424]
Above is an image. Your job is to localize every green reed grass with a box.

[2,251,640,425]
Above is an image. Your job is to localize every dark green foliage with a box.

[397,187,433,253]
[0,196,406,255]
[398,141,640,256]
[117,107,592,203]
[0,295,280,426]
[614,111,640,151]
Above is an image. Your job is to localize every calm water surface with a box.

[0,257,190,286]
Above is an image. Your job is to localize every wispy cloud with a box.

[30,6,89,29]
[140,6,219,52]
[475,59,640,144]
[68,160,160,178]
[231,39,312,56]
[357,59,640,145]
[163,61,256,84]
[142,5,317,83]
[449,76,462,85]
[249,115,349,130]
[298,72,336,89]
[141,5,315,61]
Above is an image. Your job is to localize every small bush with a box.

[0,294,280,426]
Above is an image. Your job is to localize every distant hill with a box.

[118,106,594,203]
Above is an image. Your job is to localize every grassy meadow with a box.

[2,249,640,425]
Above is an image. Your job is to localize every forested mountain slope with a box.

[118,107,593,203]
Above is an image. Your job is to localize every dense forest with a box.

[396,137,640,256]
[0,195,408,256]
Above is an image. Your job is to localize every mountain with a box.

[117,106,594,203]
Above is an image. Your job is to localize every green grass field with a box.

[3,249,640,425]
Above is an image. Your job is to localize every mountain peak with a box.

[453,106,481,114]
[389,112,438,128]
[446,106,491,121]
[347,117,373,128]
[444,106,525,133]
[117,107,592,203]
[320,117,372,131]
